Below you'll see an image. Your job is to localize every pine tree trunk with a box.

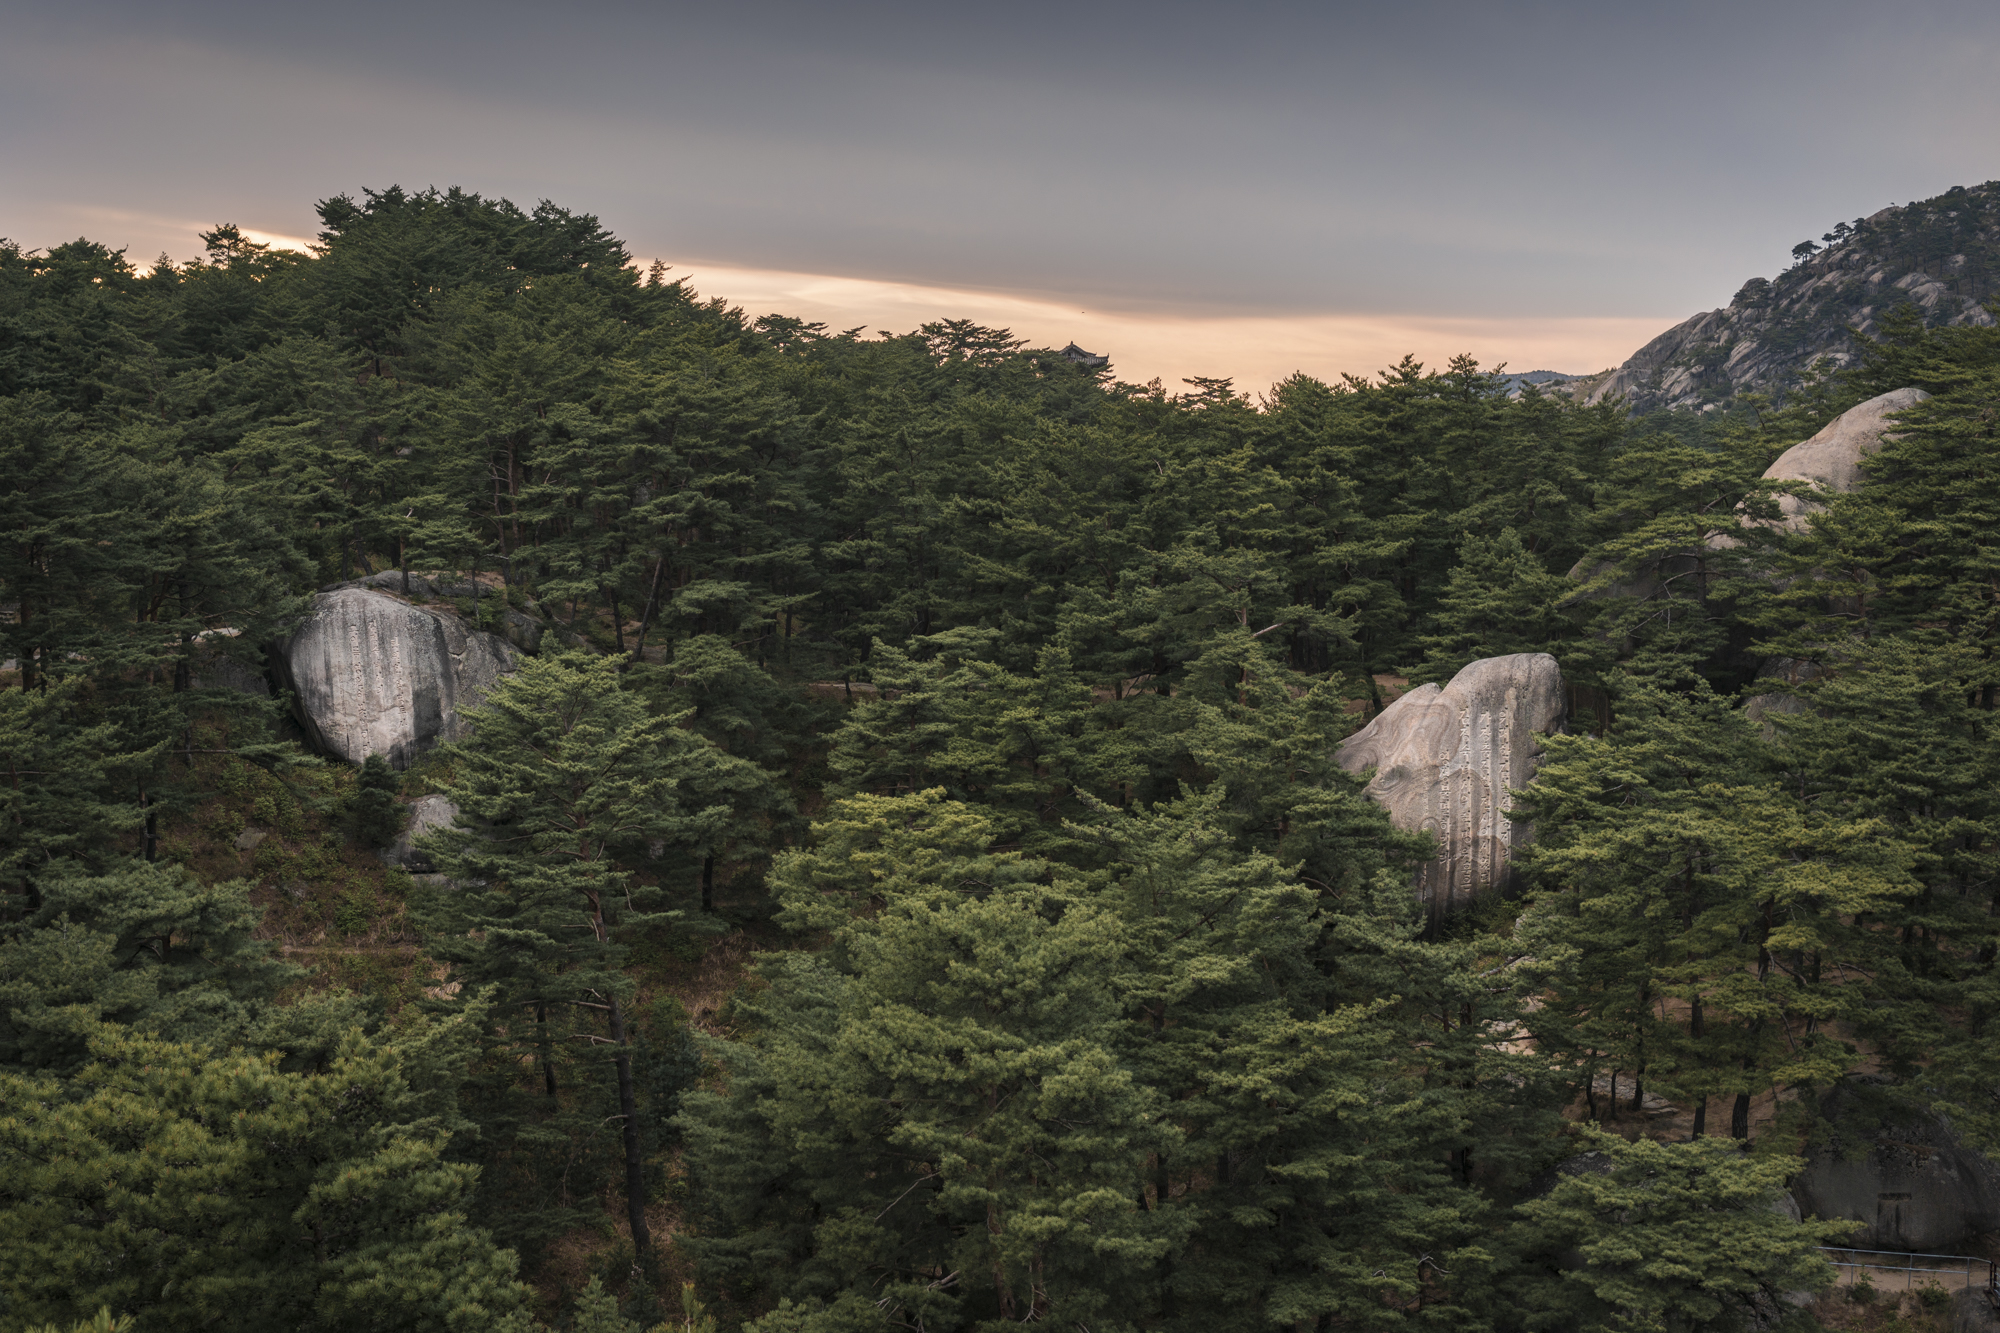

[604,586,625,656]
[630,556,667,665]
[701,855,715,912]
[538,1002,556,1096]
[609,996,651,1253]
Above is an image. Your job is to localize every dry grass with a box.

[1809,1282,1959,1331]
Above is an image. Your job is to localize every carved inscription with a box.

[1424,693,1528,905]
[1497,689,1516,879]
[343,608,366,757]
[1464,700,1480,896]
[389,613,409,732]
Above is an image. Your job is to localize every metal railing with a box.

[1819,1246,1998,1297]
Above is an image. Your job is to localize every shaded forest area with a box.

[5,187,2000,1332]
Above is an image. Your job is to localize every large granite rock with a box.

[1729,389,1928,720]
[1336,653,1565,912]
[274,588,517,768]
[1755,386,1930,532]
[1793,1079,2000,1252]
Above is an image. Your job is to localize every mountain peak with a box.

[1566,181,2000,414]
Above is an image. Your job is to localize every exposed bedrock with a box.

[380,793,460,874]
[1335,653,1565,912]
[1742,385,1931,536]
[1793,1079,2000,1253]
[1566,387,1931,601]
[274,587,517,768]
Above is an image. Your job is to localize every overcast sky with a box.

[5,0,1997,385]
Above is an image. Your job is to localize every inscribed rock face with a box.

[1791,1080,2000,1252]
[275,588,517,768]
[1335,653,1565,913]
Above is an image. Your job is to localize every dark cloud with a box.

[6,0,1997,318]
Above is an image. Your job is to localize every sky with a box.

[4,0,1997,389]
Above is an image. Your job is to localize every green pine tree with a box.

[416,650,726,1255]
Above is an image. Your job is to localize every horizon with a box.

[8,0,1997,387]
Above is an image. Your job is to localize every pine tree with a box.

[1408,528,1575,685]
[0,1021,530,1332]
[347,752,405,849]
[1514,681,1903,1138]
[1497,1132,1844,1332]
[416,650,725,1255]
[0,860,297,1070]
[686,792,1179,1330]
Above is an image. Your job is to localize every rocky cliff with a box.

[1567,181,1999,414]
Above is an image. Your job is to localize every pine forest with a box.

[6,182,2000,1333]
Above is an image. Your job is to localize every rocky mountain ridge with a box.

[1566,180,1999,414]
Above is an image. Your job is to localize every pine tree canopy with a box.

[6,180,2000,1330]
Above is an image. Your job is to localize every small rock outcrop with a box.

[274,588,517,768]
[381,793,460,874]
[189,642,272,698]
[1336,653,1565,912]
[1792,1079,2000,1252]
[1952,1287,2000,1332]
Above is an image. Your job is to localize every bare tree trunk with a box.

[605,586,625,656]
[1689,993,1706,1136]
[537,1002,556,1096]
[609,997,650,1253]
[630,556,667,665]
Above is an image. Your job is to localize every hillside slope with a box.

[1568,180,1999,413]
